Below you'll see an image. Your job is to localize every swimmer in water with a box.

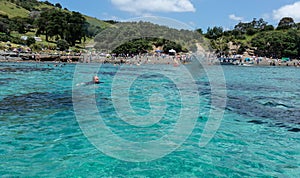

[92,76,100,84]
[76,76,101,86]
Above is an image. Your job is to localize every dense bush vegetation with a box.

[94,21,203,54]
[202,18,300,58]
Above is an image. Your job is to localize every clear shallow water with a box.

[0,62,299,177]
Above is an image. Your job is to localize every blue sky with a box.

[45,0,300,31]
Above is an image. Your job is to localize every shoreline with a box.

[0,54,299,67]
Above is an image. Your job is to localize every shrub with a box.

[72,48,81,53]
[56,39,69,51]
[0,33,10,42]
[26,37,35,46]
[30,43,43,52]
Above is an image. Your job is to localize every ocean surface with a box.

[0,62,299,177]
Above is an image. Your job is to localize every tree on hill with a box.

[46,10,68,40]
[9,17,30,34]
[262,24,274,31]
[35,9,87,46]
[205,26,223,40]
[0,21,10,34]
[0,14,10,34]
[43,1,54,6]
[234,18,268,35]
[55,3,62,9]
[65,11,87,46]
[35,9,50,41]
[251,29,300,58]
[195,28,203,34]
[277,17,297,30]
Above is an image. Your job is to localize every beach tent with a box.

[281,57,290,61]
[169,49,176,53]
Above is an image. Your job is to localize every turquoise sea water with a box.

[0,62,299,177]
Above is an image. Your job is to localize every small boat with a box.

[238,63,253,66]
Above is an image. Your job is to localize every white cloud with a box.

[188,21,196,27]
[262,13,271,21]
[229,14,243,21]
[101,12,122,21]
[111,0,196,14]
[273,1,300,22]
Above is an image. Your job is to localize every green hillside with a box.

[0,0,112,52]
[0,0,109,28]
[84,15,111,29]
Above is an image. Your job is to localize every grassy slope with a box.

[84,15,111,28]
[0,0,29,18]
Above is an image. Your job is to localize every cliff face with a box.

[228,41,240,55]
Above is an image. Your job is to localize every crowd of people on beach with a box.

[82,52,193,65]
[217,54,300,67]
[1,49,300,68]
